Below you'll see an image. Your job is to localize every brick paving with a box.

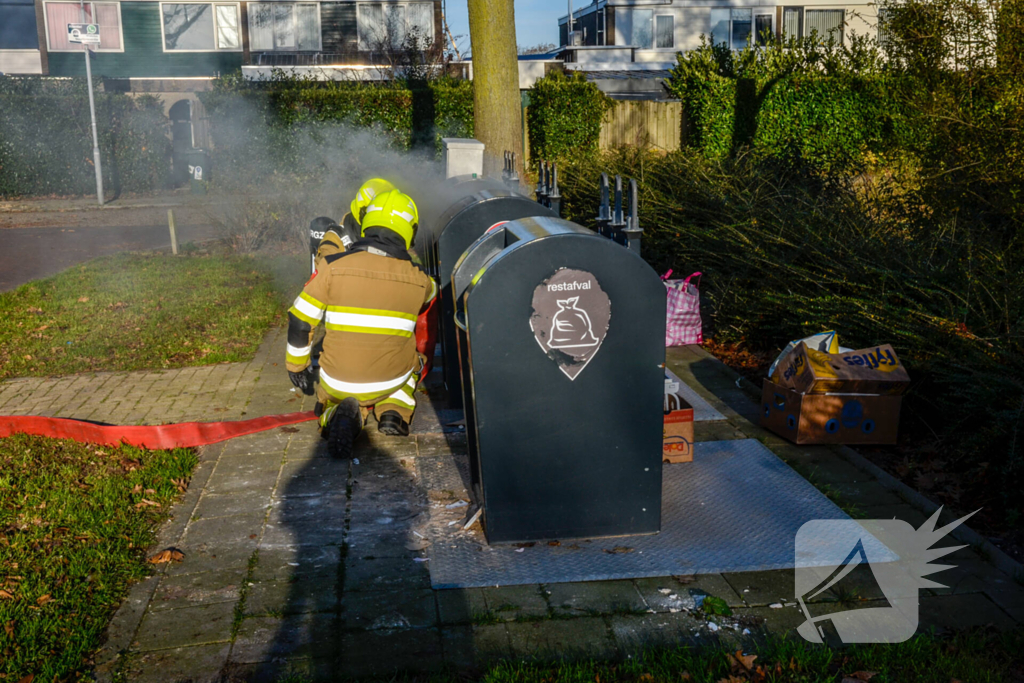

[4,331,1022,682]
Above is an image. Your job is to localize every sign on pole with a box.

[67,23,101,45]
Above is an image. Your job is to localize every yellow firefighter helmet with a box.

[361,190,419,249]
[350,178,396,225]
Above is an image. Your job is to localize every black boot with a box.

[327,398,362,459]
[377,410,410,437]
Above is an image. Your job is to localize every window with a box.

[710,8,773,49]
[782,7,802,39]
[655,15,674,49]
[44,1,122,51]
[357,3,434,51]
[615,8,653,49]
[1,0,40,50]
[755,14,773,45]
[805,9,844,43]
[249,2,320,51]
[161,3,240,51]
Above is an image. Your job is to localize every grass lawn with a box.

[0,433,197,681]
[0,251,280,380]
[475,629,1024,683]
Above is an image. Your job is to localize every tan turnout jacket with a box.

[286,244,437,404]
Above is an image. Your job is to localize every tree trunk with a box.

[467,0,523,178]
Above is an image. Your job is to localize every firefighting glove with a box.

[288,367,316,396]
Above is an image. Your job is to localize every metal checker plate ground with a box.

[677,381,726,422]
[421,439,851,588]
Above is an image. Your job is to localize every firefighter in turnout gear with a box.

[287,190,437,459]
[310,178,396,273]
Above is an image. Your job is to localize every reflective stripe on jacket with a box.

[285,244,437,394]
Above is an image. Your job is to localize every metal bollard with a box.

[507,152,520,194]
[610,175,626,245]
[596,173,611,237]
[536,161,548,206]
[622,178,643,256]
[548,164,561,218]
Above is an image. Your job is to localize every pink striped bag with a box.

[663,270,703,346]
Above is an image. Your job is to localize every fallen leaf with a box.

[639,675,653,682]
[848,673,878,682]
[17,674,34,683]
[0,589,15,599]
[279,426,300,433]
[131,484,143,494]
[604,546,634,555]
[729,650,757,672]
[680,674,692,682]
[547,540,561,547]
[36,594,53,605]
[148,548,185,564]
[136,499,160,509]
[674,575,696,584]
[4,621,13,637]
[716,677,746,683]
[77,296,89,303]
[248,534,257,539]
[515,542,536,549]
[144,488,156,495]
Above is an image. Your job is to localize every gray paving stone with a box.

[220,432,294,457]
[150,568,245,612]
[340,588,437,630]
[919,593,1018,631]
[546,581,646,617]
[635,574,745,611]
[276,471,348,498]
[266,493,348,527]
[345,529,423,560]
[244,574,338,616]
[280,457,351,481]
[343,555,432,593]
[723,570,798,607]
[193,492,273,521]
[437,588,488,625]
[251,545,341,582]
[133,601,236,651]
[609,612,705,651]
[338,626,444,678]
[184,512,267,548]
[222,657,336,683]
[506,616,618,661]
[440,624,513,668]
[203,452,283,495]
[231,613,339,663]
[828,480,904,508]
[481,584,550,621]
[120,642,231,683]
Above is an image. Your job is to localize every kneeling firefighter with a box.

[286,190,437,458]
[308,178,396,273]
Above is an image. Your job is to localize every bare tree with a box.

[467,0,523,176]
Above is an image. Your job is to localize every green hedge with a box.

[526,71,613,163]
[0,78,170,198]
[666,38,933,173]
[199,78,474,188]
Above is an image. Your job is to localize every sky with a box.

[443,0,569,54]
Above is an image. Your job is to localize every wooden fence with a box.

[599,100,682,152]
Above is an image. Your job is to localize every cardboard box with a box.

[760,380,902,445]
[772,342,911,395]
[663,392,694,463]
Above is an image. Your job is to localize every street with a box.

[0,223,221,291]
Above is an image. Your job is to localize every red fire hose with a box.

[0,412,318,450]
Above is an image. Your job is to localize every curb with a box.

[837,444,1024,580]
[687,344,1024,582]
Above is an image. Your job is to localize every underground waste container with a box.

[450,215,666,543]
[433,190,555,406]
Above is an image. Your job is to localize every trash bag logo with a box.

[548,297,600,349]
[530,268,610,380]
[795,508,976,644]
